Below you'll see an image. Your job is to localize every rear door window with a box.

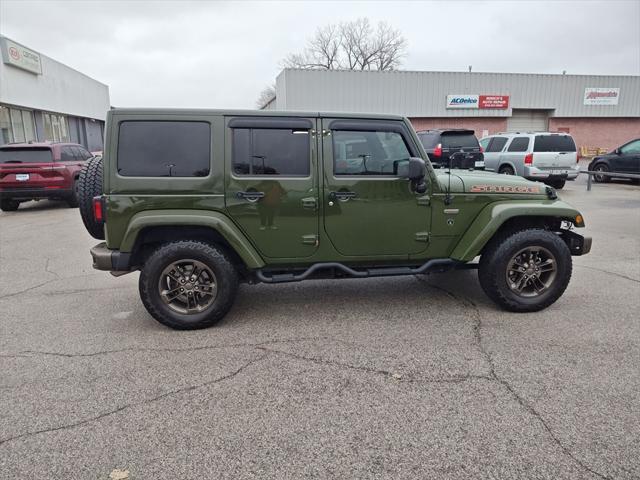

[441,133,478,149]
[487,137,508,152]
[0,148,53,163]
[232,128,310,176]
[534,135,576,152]
[117,121,211,177]
[507,137,530,152]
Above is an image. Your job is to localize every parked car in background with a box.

[480,132,580,189]
[417,129,484,170]
[588,138,640,183]
[0,142,93,211]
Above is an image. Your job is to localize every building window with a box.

[0,105,37,145]
[43,112,70,142]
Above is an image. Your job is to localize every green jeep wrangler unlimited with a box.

[78,109,591,330]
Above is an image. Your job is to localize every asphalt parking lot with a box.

[1,171,638,479]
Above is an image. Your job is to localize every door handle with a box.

[236,191,265,202]
[301,197,317,209]
[329,191,357,201]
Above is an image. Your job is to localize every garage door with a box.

[507,110,549,132]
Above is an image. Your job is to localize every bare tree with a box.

[258,18,407,106]
[256,83,276,109]
[282,17,406,71]
[283,24,342,70]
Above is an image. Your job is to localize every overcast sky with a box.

[1,0,638,108]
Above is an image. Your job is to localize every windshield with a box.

[441,133,479,149]
[0,148,53,163]
[533,135,576,153]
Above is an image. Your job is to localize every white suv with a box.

[479,132,580,189]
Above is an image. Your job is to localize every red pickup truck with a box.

[0,142,93,211]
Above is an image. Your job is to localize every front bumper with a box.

[524,165,580,181]
[0,187,72,200]
[90,242,132,271]
[560,230,592,256]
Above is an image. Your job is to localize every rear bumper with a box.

[524,165,580,180]
[0,187,72,200]
[90,242,133,271]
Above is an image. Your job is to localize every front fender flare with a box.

[120,209,265,269]
[450,200,584,262]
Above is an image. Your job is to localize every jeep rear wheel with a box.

[478,229,572,312]
[139,241,239,330]
[77,155,105,239]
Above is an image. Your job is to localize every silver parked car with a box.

[479,132,580,189]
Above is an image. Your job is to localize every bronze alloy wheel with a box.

[505,246,557,297]
[158,259,218,314]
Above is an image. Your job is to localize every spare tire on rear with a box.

[77,155,105,240]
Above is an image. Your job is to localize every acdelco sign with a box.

[446,94,479,109]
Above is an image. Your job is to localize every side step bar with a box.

[255,259,476,284]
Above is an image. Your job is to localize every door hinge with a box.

[417,195,430,206]
[415,232,430,243]
[322,129,331,137]
[302,234,319,246]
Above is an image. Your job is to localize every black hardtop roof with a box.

[109,108,407,122]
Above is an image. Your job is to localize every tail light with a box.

[92,196,105,223]
[479,145,484,153]
[524,153,533,165]
[433,143,442,157]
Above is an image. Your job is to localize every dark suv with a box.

[588,138,640,182]
[417,129,484,170]
[0,142,93,211]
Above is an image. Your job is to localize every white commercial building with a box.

[0,36,110,151]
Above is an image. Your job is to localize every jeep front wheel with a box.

[478,229,572,312]
[139,241,239,330]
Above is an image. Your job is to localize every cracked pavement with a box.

[0,174,639,479]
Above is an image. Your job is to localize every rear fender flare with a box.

[450,200,584,262]
[120,209,265,269]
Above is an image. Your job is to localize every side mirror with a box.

[397,157,427,193]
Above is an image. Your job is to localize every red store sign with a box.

[479,95,509,109]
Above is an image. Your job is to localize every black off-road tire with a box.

[139,241,239,330]
[77,156,104,239]
[499,165,515,175]
[1,199,20,212]
[478,229,572,312]
[592,163,610,183]
[545,179,566,189]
